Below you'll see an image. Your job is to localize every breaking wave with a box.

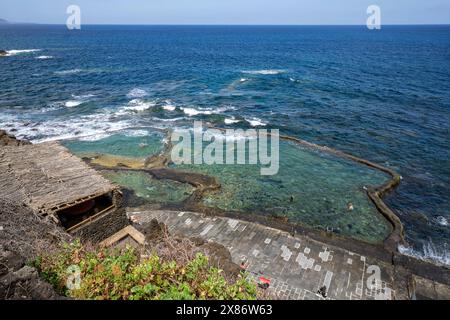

[115,99,156,115]
[162,100,176,111]
[72,94,96,100]
[64,100,83,108]
[242,69,286,75]
[434,216,448,227]
[245,118,267,127]
[5,49,41,56]
[54,69,83,75]
[36,55,53,60]
[398,241,450,266]
[2,113,134,143]
[42,94,95,110]
[224,117,241,124]
[152,117,185,122]
[181,105,235,117]
[127,88,148,98]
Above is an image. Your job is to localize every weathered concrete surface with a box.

[128,209,450,300]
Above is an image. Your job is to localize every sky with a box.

[1,0,449,25]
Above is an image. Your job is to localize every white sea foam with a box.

[398,241,450,267]
[65,100,83,108]
[115,99,156,115]
[123,129,150,137]
[163,105,176,111]
[181,107,213,116]
[242,69,285,75]
[217,105,236,112]
[42,94,94,110]
[36,55,53,60]
[39,117,132,143]
[126,99,155,111]
[224,117,241,124]
[127,88,148,98]
[71,94,95,100]
[246,118,267,127]
[435,216,449,227]
[54,69,83,75]
[152,117,185,122]
[162,100,176,111]
[181,107,230,117]
[181,106,233,117]
[78,133,111,142]
[6,49,41,56]
[2,111,134,143]
[39,103,62,113]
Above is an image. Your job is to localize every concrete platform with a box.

[128,209,449,300]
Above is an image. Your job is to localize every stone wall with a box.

[71,207,129,243]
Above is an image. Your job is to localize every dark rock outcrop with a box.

[0,246,63,300]
[141,219,168,240]
[0,130,31,146]
[0,199,70,299]
[193,238,242,277]
[0,50,7,57]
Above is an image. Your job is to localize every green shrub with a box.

[34,241,257,300]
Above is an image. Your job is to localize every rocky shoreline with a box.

[0,199,69,299]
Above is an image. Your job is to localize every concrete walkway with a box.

[127,209,418,300]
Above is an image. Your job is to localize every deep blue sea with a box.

[0,25,449,264]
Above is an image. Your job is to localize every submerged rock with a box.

[411,211,429,224]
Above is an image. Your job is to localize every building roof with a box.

[0,141,118,215]
[99,225,145,248]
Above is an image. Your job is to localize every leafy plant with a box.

[35,241,257,300]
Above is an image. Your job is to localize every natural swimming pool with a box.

[64,128,391,244]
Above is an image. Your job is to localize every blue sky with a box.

[1,0,449,25]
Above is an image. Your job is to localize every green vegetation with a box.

[34,241,257,300]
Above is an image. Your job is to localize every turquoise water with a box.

[102,170,194,205]
[63,131,391,243]
[172,138,391,243]
[63,129,165,158]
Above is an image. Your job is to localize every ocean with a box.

[0,25,449,264]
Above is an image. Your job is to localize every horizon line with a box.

[2,22,450,27]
